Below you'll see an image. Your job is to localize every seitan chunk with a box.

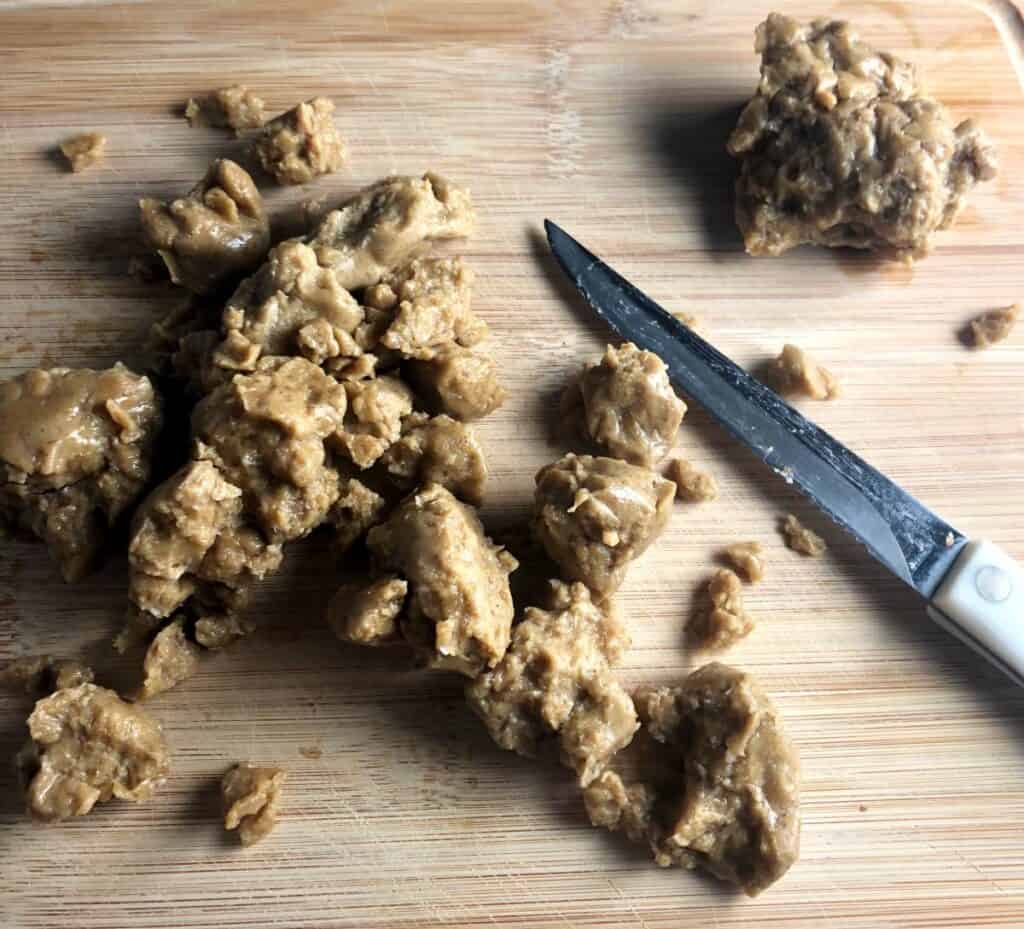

[328,575,407,646]
[1,656,94,696]
[59,132,106,173]
[254,97,346,185]
[728,14,997,259]
[325,476,387,554]
[0,365,163,581]
[583,663,800,896]
[533,453,675,598]
[689,569,756,650]
[18,683,170,822]
[140,159,270,295]
[222,763,286,845]
[722,541,765,583]
[666,458,718,503]
[768,344,840,400]
[782,514,827,556]
[466,580,637,787]
[338,484,518,675]
[969,303,1019,349]
[405,344,507,421]
[332,375,414,469]
[185,85,266,133]
[379,412,487,505]
[567,342,686,466]
[136,618,202,700]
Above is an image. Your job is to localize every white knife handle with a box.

[927,539,1024,687]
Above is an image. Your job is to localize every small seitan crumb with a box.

[185,85,266,133]
[769,345,840,400]
[18,683,170,822]
[782,514,827,556]
[1,656,94,696]
[672,311,702,332]
[968,303,1019,349]
[722,541,765,583]
[59,132,107,173]
[328,575,407,646]
[666,458,718,503]
[689,568,756,650]
[222,763,286,846]
[254,97,347,185]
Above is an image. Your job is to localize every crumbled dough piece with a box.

[309,173,475,292]
[723,541,765,583]
[666,458,718,503]
[204,174,474,385]
[782,514,827,556]
[59,132,106,173]
[194,613,255,650]
[328,575,407,645]
[339,484,517,675]
[466,580,637,787]
[222,763,286,846]
[18,683,170,822]
[144,295,223,388]
[136,618,202,700]
[533,453,675,598]
[769,344,839,400]
[566,342,687,467]
[128,460,283,625]
[0,365,163,581]
[690,569,755,650]
[728,15,997,259]
[379,412,487,505]
[332,375,414,469]
[1,656,94,696]
[583,663,801,897]
[140,159,270,295]
[372,257,488,361]
[325,476,387,554]
[192,357,349,543]
[969,303,1019,349]
[405,344,507,421]
[185,85,266,133]
[255,97,347,185]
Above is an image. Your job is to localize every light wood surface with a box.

[2,1,1024,927]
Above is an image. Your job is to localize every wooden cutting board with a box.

[2,1,1023,926]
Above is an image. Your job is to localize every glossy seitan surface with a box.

[336,484,518,676]
[466,580,638,786]
[533,453,676,598]
[566,342,686,466]
[254,97,346,185]
[18,683,170,822]
[139,159,270,295]
[0,364,163,581]
[222,763,287,846]
[728,14,997,259]
[583,663,800,896]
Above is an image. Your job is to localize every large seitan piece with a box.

[0,365,162,581]
[727,14,997,259]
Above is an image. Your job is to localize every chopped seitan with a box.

[728,14,997,259]
[328,575,407,646]
[666,458,718,503]
[969,303,1019,349]
[768,344,840,400]
[0,364,163,581]
[332,375,414,469]
[689,569,756,650]
[18,683,170,822]
[254,97,347,185]
[405,344,507,420]
[140,159,270,295]
[185,85,266,133]
[325,476,387,554]
[222,763,286,845]
[583,662,800,896]
[566,342,687,466]
[59,132,107,173]
[1,656,94,696]
[722,541,765,583]
[533,453,675,598]
[466,580,638,786]
[782,514,827,556]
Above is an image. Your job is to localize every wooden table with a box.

[2,1,1023,926]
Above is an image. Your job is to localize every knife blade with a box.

[545,219,1024,687]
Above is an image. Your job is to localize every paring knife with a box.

[545,219,1024,688]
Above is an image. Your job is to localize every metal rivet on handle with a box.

[975,565,1012,604]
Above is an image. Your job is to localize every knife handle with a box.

[927,539,1024,687]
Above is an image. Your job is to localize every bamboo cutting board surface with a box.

[2,1,1024,927]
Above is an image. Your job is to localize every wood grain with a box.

[1,2,1023,927]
